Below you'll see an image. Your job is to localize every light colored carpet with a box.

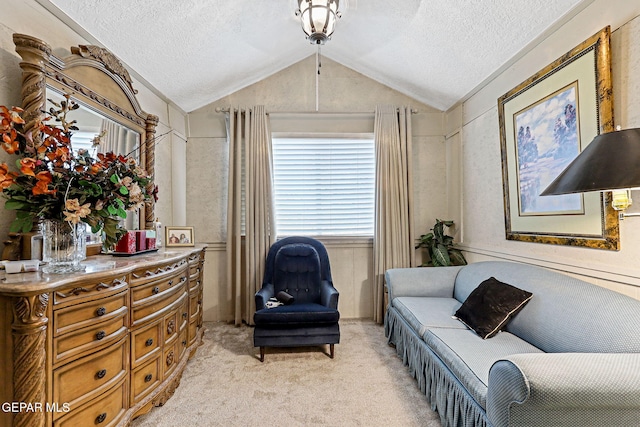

[131,320,442,427]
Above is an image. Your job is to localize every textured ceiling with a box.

[40,0,590,113]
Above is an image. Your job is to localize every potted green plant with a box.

[416,219,467,266]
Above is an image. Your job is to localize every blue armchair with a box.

[253,237,340,362]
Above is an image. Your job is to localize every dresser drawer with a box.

[131,274,187,304]
[53,338,128,413]
[164,309,178,345]
[189,277,201,294]
[189,263,201,279]
[179,298,188,331]
[131,288,186,328]
[54,379,127,427]
[131,356,161,404]
[131,320,161,367]
[189,289,200,320]
[178,328,188,360]
[163,341,179,378]
[53,291,128,337]
[130,258,188,286]
[53,276,128,307]
[188,319,198,347]
[53,312,128,365]
[197,287,204,327]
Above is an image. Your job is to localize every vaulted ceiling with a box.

[39,0,591,113]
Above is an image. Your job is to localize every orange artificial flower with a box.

[10,110,25,124]
[2,128,20,154]
[55,146,70,162]
[0,163,15,189]
[32,171,55,195]
[41,125,69,145]
[97,152,117,167]
[0,106,24,128]
[19,157,37,176]
[45,146,70,166]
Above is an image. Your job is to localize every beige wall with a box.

[451,0,640,298]
[0,0,185,241]
[187,56,446,321]
[10,1,635,323]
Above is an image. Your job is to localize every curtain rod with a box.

[214,107,419,114]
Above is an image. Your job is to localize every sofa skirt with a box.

[385,306,489,427]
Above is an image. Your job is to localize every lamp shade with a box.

[540,128,640,196]
[297,0,340,45]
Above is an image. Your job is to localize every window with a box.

[272,136,375,237]
[70,132,99,156]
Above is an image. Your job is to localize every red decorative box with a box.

[115,231,136,253]
[146,238,156,250]
[136,230,147,251]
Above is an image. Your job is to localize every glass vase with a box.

[42,219,87,274]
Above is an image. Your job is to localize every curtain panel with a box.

[100,119,140,230]
[99,119,138,158]
[373,105,416,324]
[226,106,276,325]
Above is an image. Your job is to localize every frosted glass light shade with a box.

[297,0,340,45]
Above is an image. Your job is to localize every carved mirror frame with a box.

[13,33,158,230]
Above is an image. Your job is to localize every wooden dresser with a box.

[0,246,206,427]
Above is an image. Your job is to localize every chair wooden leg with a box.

[259,346,265,362]
[330,344,335,359]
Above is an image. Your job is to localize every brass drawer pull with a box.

[96,307,106,316]
[96,413,107,424]
[168,280,174,286]
[96,330,106,340]
[145,338,154,347]
[152,286,160,294]
[144,374,153,383]
[182,339,187,347]
[182,312,188,319]
[96,369,107,379]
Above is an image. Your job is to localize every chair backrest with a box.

[263,237,332,305]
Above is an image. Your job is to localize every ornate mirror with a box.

[13,33,158,231]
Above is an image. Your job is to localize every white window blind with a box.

[272,136,375,237]
[71,132,98,156]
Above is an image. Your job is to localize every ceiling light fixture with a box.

[296,0,342,45]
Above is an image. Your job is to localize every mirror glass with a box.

[46,88,142,234]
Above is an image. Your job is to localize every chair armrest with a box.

[255,283,275,310]
[487,353,640,427]
[320,280,339,309]
[385,266,462,301]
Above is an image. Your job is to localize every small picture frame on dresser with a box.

[165,226,195,247]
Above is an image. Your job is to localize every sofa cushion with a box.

[254,303,340,326]
[454,277,533,339]
[454,261,640,353]
[393,297,466,336]
[424,327,543,409]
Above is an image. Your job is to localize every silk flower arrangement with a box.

[0,94,156,250]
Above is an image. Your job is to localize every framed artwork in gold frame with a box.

[497,26,619,250]
[165,226,195,247]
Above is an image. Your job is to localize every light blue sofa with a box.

[384,261,640,427]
